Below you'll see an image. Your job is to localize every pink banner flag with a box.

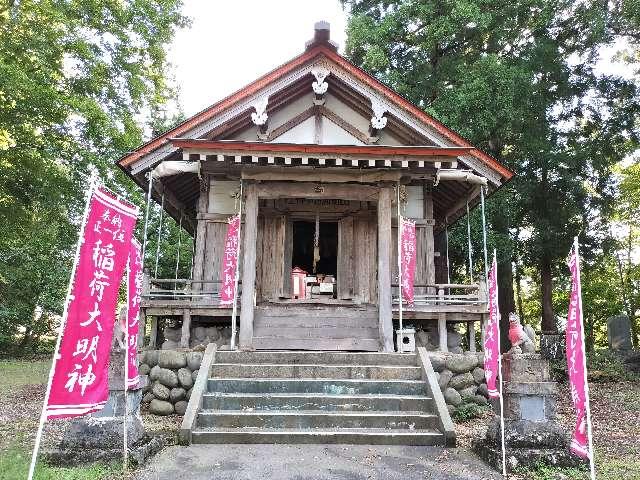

[126,238,143,390]
[484,254,501,398]
[46,188,138,419]
[400,217,417,305]
[566,242,591,460]
[219,214,241,305]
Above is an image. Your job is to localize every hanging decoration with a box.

[399,217,417,305]
[126,238,143,390]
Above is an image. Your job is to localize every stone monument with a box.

[474,347,584,471]
[46,320,162,466]
[607,315,632,352]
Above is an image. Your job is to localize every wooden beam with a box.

[377,186,394,352]
[318,105,371,145]
[267,106,315,141]
[181,309,191,348]
[254,181,379,201]
[239,182,259,350]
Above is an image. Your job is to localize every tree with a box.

[0,0,188,353]
[342,0,639,341]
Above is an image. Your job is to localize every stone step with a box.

[191,427,444,445]
[207,378,427,396]
[202,392,433,412]
[216,351,417,366]
[252,337,379,351]
[253,326,379,339]
[196,410,439,430]
[210,363,423,380]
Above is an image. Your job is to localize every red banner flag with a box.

[126,238,143,390]
[46,188,138,419]
[219,214,241,305]
[400,217,417,305]
[484,254,501,398]
[566,241,592,460]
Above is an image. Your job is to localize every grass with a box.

[0,358,51,388]
[514,464,589,480]
[0,445,124,480]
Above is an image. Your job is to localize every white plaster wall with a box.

[210,180,240,214]
[405,186,424,218]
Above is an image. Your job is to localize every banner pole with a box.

[494,249,507,478]
[574,237,596,480]
[28,178,98,480]
[154,193,165,278]
[466,198,474,283]
[397,183,403,353]
[124,259,130,474]
[230,180,243,351]
[141,173,153,265]
[445,217,451,285]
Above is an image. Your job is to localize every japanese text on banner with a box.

[46,188,138,419]
[219,214,241,305]
[566,245,590,459]
[483,255,501,399]
[400,217,417,305]
[127,238,143,390]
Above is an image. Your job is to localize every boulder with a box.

[174,400,188,416]
[152,382,170,401]
[149,365,161,381]
[446,354,478,374]
[430,356,446,372]
[459,386,478,400]
[443,387,462,407]
[177,368,193,389]
[158,350,187,369]
[205,327,220,341]
[477,383,489,398]
[142,392,155,403]
[449,372,475,390]
[186,352,203,371]
[145,350,160,368]
[472,367,485,384]
[438,369,453,390]
[472,394,489,405]
[191,369,199,382]
[416,330,430,348]
[156,368,179,388]
[139,363,151,376]
[169,387,186,403]
[447,404,456,416]
[149,399,174,416]
[450,346,464,354]
[186,388,192,400]
[447,331,462,349]
[193,326,206,340]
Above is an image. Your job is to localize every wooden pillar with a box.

[377,186,394,352]
[438,288,448,352]
[149,316,158,349]
[468,321,476,352]
[181,309,191,348]
[423,182,435,291]
[191,180,210,287]
[138,310,146,347]
[239,182,259,350]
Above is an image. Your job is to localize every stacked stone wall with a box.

[138,350,203,416]
[429,352,490,413]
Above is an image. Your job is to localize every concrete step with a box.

[216,351,417,366]
[252,337,379,351]
[207,378,427,396]
[253,326,379,339]
[202,392,433,412]
[191,427,444,445]
[197,409,439,430]
[210,363,423,380]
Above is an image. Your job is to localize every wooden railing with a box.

[391,282,487,307]
[143,276,242,303]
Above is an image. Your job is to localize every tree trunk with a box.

[492,213,516,352]
[540,255,556,332]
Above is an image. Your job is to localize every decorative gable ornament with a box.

[311,66,330,104]
[251,96,269,138]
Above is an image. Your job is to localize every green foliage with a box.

[513,463,589,480]
[0,0,188,353]
[452,401,490,422]
[0,446,121,480]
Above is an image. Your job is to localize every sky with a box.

[167,1,348,117]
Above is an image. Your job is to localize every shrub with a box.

[452,401,490,422]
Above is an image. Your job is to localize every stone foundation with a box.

[429,352,489,413]
[139,349,204,415]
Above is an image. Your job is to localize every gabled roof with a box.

[117,24,513,182]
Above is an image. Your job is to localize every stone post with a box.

[474,353,584,472]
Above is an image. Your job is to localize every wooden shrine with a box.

[117,22,514,353]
